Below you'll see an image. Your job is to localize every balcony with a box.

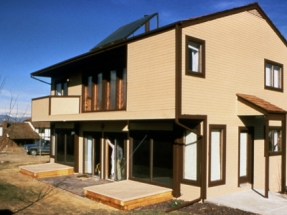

[32,96,80,120]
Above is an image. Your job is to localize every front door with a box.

[238,127,253,185]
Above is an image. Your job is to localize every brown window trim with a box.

[264,59,283,92]
[185,35,205,78]
[180,125,201,186]
[268,126,283,156]
[208,124,226,187]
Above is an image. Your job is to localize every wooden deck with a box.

[19,163,74,179]
[84,180,173,210]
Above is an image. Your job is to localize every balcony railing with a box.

[32,96,81,118]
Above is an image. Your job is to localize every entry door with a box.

[238,128,253,185]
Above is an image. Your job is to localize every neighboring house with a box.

[30,3,287,201]
[0,120,40,150]
[25,118,51,141]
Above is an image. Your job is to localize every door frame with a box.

[238,126,254,187]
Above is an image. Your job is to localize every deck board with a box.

[19,163,74,179]
[84,180,172,210]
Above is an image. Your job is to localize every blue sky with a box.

[1,0,287,117]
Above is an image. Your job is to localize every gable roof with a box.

[6,123,40,140]
[237,93,286,114]
[31,2,287,78]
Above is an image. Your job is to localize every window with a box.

[209,125,226,187]
[269,128,282,153]
[265,59,283,91]
[83,68,127,112]
[55,81,68,96]
[186,35,205,77]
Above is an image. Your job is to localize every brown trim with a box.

[238,126,254,187]
[74,122,80,173]
[264,117,269,198]
[208,124,226,187]
[180,125,201,186]
[175,24,182,119]
[282,115,286,194]
[264,59,284,92]
[185,35,205,78]
[268,126,283,156]
[74,133,79,173]
[49,97,51,115]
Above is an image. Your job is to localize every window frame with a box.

[208,124,226,187]
[264,59,283,92]
[185,35,205,78]
[268,126,282,155]
[181,127,201,186]
[55,79,68,96]
[82,68,127,112]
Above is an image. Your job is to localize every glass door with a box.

[84,136,93,174]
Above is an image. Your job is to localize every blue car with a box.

[24,139,50,156]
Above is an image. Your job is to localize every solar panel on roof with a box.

[90,13,158,51]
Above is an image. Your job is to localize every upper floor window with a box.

[83,68,127,112]
[265,59,283,92]
[186,35,205,78]
[55,80,68,96]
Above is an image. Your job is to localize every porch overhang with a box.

[236,93,287,116]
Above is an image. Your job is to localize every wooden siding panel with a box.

[181,11,287,198]
[182,11,287,119]
[127,30,176,117]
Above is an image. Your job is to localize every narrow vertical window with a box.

[110,70,117,110]
[209,125,226,187]
[188,42,200,72]
[118,68,127,109]
[63,82,68,96]
[186,36,205,78]
[97,73,102,110]
[87,76,93,98]
[184,129,198,181]
[265,60,283,91]
[56,83,62,96]
[269,128,282,153]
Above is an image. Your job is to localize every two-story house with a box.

[30,3,287,201]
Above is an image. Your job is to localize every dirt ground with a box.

[0,148,256,214]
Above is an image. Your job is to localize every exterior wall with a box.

[127,29,176,118]
[181,11,287,198]
[32,97,50,120]
[50,97,80,115]
[179,184,200,201]
[68,73,82,96]
[33,30,176,122]
[269,155,282,192]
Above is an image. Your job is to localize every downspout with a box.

[167,23,204,213]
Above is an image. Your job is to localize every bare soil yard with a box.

[0,148,256,214]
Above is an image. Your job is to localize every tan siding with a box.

[179,184,200,201]
[182,11,287,119]
[181,11,287,198]
[127,29,176,118]
[68,73,82,95]
[50,97,80,115]
[32,98,50,120]
[269,156,282,192]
